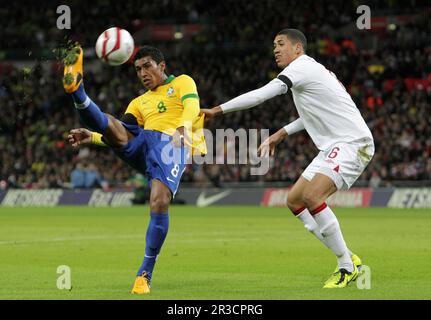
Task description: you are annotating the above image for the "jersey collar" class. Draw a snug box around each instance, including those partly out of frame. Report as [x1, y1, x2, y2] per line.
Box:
[164, 74, 175, 85]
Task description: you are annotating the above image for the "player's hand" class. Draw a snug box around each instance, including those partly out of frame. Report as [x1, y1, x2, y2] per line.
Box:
[68, 128, 92, 148]
[257, 128, 288, 157]
[200, 106, 223, 122]
[172, 126, 190, 148]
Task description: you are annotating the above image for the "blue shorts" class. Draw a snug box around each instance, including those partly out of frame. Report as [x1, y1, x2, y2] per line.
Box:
[111, 123, 188, 196]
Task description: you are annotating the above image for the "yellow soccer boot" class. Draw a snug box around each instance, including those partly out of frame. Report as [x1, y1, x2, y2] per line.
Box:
[131, 272, 151, 294]
[323, 264, 358, 289]
[63, 45, 84, 93]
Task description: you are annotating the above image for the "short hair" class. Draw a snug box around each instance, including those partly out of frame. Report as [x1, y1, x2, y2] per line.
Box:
[277, 28, 307, 52]
[133, 46, 164, 64]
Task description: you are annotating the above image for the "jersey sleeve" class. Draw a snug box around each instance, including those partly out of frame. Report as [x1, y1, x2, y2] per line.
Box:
[177, 75, 200, 135]
[124, 98, 144, 126]
[176, 75, 206, 155]
[91, 132, 107, 147]
[220, 78, 287, 113]
[177, 75, 199, 102]
[277, 59, 308, 89]
[282, 118, 304, 135]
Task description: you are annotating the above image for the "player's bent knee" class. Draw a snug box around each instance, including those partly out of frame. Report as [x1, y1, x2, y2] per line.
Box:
[286, 194, 304, 210]
[301, 190, 323, 210]
[286, 198, 298, 210]
[150, 193, 171, 213]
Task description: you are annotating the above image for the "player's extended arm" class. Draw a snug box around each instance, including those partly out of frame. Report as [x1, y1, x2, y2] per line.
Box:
[258, 118, 304, 157]
[221, 78, 288, 112]
[282, 117, 304, 135]
[68, 128, 95, 148]
[201, 77, 289, 119]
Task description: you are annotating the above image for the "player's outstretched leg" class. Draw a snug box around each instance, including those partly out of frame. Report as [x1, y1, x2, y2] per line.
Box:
[62, 45, 108, 134]
[301, 174, 359, 288]
[309, 203, 359, 288]
[288, 177, 361, 272]
[293, 208, 362, 270]
[132, 180, 171, 294]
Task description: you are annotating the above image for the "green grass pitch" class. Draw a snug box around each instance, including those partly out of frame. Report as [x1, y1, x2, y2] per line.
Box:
[0, 206, 430, 300]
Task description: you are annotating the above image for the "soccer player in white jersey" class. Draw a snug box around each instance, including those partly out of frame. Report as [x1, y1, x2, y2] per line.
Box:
[202, 29, 374, 288]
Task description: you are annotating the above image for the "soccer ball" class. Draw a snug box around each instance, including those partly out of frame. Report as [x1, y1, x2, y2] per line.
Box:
[95, 27, 135, 66]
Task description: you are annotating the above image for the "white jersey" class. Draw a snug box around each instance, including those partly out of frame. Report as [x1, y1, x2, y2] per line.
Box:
[220, 54, 375, 188]
[277, 54, 373, 150]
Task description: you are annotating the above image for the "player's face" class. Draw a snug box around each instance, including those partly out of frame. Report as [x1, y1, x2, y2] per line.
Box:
[134, 56, 166, 90]
[273, 35, 302, 68]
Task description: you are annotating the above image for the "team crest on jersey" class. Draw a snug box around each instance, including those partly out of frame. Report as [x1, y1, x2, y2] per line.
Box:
[167, 87, 174, 96]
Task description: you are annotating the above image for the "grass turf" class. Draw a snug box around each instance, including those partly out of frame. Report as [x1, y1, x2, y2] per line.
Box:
[0, 206, 430, 300]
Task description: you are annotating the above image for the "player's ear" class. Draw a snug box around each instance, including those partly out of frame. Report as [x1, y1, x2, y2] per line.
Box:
[158, 61, 166, 72]
[295, 43, 301, 54]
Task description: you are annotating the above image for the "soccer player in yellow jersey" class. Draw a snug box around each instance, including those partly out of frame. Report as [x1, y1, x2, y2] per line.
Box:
[64, 45, 205, 294]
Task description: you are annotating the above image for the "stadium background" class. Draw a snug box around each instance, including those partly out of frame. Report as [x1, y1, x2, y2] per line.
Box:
[1, 0, 430, 194]
[1, 0, 431, 301]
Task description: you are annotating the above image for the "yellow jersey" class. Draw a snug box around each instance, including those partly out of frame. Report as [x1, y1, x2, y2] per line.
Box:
[125, 74, 206, 155]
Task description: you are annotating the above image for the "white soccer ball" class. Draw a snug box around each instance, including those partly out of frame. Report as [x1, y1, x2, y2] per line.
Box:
[95, 27, 135, 66]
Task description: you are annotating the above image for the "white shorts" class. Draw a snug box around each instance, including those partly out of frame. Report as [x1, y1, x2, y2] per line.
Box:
[302, 138, 375, 190]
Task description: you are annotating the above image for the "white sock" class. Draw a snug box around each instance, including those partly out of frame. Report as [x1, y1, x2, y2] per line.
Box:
[296, 208, 330, 248]
[295, 208, 354, 257]
[312, 204, 354, 272]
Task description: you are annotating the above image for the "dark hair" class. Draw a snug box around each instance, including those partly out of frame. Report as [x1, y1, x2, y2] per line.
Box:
[277, 28, 307, 52]
[133, 45, 165, 64]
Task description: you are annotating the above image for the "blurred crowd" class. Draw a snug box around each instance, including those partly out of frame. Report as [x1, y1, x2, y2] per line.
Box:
[0, 0, 430, 189]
